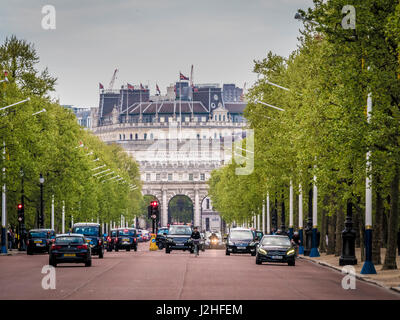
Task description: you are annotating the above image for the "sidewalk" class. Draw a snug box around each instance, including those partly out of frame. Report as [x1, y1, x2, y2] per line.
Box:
[299, 248, 400, 293]
[0, 249, 26, 256]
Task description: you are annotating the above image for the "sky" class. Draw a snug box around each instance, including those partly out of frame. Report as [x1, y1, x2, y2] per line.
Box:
[0, 0, 314, 108]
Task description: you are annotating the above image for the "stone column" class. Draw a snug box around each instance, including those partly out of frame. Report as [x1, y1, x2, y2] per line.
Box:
[194, 188, 200, 227]
[162, 188, 168, 227]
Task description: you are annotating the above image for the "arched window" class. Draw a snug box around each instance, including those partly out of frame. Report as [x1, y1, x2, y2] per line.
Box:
[219, 115, 221, 121]
[135, 133, 138, 140]
[150, 133, 154, 140]
[130, 133, 133, 140]
[144, 133, 147, 140]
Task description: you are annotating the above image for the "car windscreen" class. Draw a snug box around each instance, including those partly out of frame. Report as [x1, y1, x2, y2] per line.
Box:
[169, 226, 192, 235]
[118, 229, 135, 236]
[29, 232, 48, 238]
[55, 236, 84, 245]
[262, 237, 291, 247]
[111, 231, 117, 236]
[230, 230, 254, 240]
[72, 226, 99, 237]
[157, 229, 168, 235]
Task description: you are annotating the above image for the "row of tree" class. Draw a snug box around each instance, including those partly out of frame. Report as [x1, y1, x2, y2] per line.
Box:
[208, 0, 400, 269]
[0, 35, 143, 233]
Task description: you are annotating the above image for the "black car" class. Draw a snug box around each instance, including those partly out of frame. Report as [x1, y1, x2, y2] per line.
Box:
[165, 225, 193, 254]
[49, 234, 92, 267]
[156, 227, 169, 249]
[255, 235, 296, 266]
[106, 229, 117, 252]
[225, 228, 257, 256]
[72, 223, 104, 258]
[27, 229, 55, 255]
[114, 228, 137, 252]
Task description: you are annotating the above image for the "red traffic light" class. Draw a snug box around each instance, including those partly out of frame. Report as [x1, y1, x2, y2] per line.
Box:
[150, 201, 158, 207]
[17, 204, 23, 210]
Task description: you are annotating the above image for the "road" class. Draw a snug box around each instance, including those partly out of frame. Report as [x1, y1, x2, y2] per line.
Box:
[0, 243, 398, 300]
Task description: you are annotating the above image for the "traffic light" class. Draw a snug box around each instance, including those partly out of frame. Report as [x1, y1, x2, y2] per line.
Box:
[17, 203, 24, 223]
[148, 201, 159, 220]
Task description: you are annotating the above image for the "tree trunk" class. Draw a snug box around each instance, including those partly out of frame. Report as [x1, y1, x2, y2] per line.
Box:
[354, 208, 360, 248]
[383, 166, 399, 270]
[335, 205, 344, 256]
[383, 196, 389, 248]
[372, 189, 383, 265]
[327, 211, 336, 254]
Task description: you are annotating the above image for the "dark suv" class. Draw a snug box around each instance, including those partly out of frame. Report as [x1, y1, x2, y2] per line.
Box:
[114, 228, 137, 252]
[27, 229, 55, 254]
[225, 228, 257, 256]
[165, 225, 193, 254]
[72, 223, 104, 258]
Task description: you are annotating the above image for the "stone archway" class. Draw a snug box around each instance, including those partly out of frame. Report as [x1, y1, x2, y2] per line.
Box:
[168, 195, 194, 225]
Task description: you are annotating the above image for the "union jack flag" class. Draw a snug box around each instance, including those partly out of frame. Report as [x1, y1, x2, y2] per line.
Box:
[179, 72, 189, 81]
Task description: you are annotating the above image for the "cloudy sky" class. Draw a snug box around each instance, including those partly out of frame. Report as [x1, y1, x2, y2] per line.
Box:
[0, 0, 314, 107]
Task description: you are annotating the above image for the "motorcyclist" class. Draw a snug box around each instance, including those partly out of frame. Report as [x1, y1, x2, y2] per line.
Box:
[291, 231, 300, 256]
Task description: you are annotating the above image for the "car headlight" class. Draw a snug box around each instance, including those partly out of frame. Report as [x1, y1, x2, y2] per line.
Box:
[287, 249, 295, 256]
[258, 248, 267, 255]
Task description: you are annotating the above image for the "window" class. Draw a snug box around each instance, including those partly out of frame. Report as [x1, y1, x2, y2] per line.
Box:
[156, 173, 160, 181]
[206, 199, 210, 209]
[119, 134, 122, 140]
[130, 133, 133, 140]
[189, 174, 193, 181]
[144, 133, 147, 140]
[123, 134, 125, 140]
[146, 173, 151, 181]
[168, 173, 173, 181]
[223, 115, 226, 121]
[135, 133, 138, 140]
[150, 133, 154, 140]
[197, 134, 200, 139]
[219, 115, 221, 121]
[200, 173, 205, 181]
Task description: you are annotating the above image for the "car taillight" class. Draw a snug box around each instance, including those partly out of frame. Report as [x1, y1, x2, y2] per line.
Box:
[51, 244, 62, 250]
[98, 239, 102, 244]
[77, 244, 88, 250]
[107, 236, 111, 242]
[134, 238, 136, 242]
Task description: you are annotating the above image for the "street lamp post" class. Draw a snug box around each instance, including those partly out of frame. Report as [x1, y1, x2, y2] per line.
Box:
[304, 184, 313, 256]
[280, 191, 286, 233]
[39, 173, 44, 228]
[310, 176, 320, 257]
[19, 168, 26, 251]
[339, 197, 358, 265]
[298, 184, 304, 254]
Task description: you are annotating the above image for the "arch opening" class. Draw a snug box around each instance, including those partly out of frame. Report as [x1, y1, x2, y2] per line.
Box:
[168, 195, 193, 226]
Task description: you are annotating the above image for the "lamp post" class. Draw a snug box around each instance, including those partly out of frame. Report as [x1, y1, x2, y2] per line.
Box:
[298, 184, 304, 254]
[310, 176, 320, 257]
[19, 168, 26, 251]
[304, 184, 313, 256]
[39, 173, 44, 228]
[280, 190, 286, 233]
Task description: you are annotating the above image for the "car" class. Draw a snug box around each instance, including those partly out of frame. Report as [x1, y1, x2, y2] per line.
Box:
[72, 223, 104, 258]
[106, 229, 117, 252]
[164, 225, 193, 254]
[225, 227, 258, 256]
[255, 235, 296, 266]
[114, 228, 137, 251]
[156, 227, 169, 249]
[142, 230, 150, 241]
[136, 229, 143, 242]
[49, 233, 92, 267]
[253, 230, 264, 241]
[26, 229, 56, 255]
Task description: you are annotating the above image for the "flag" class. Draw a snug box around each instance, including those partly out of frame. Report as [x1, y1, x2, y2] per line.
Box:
[156, 84, 161, 94]
[140, 83, 145, 90]
[179, 72, 189, 81]
[99, 83, 104, 90]
[127, 83, 134, 90]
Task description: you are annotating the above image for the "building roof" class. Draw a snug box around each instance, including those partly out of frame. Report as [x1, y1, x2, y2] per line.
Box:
[224, 102, 247, 114]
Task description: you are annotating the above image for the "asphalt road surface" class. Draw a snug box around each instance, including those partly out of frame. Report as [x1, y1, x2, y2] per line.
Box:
[0, 243, 398, 300]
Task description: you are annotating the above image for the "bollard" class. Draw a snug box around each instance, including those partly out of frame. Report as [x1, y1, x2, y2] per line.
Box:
[149, 234, 158, 251]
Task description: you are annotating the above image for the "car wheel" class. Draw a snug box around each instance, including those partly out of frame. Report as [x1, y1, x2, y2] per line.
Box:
[225, 250, 230, 256]
[134, 246, 137, 252]
[165, 247, 171, 254]
[85, 259, 92, 267]
[115, 247, 119, 252]
[49, 258, 57, 267]
[27, 249, 33, 255]
[251, 252, 256, 256]
[158, 243, 164, 250]
[288, 260, 295, 266]
[99, 249, 104, 259]
[256, 255, 262, 265]
[107, 248, 112, 252]
[126, 247, 131, 252]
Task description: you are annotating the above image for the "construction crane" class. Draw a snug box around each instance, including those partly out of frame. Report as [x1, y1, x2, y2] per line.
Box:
[240, 82, 246, 101]
[190, 65, 194, 87]
[108, 68, 118, 90]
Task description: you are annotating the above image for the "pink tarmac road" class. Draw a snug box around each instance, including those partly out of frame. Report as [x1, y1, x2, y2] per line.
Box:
[0, 243, 398, 300]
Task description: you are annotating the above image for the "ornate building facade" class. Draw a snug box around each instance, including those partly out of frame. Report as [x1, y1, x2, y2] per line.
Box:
[91, 83, 247, 231]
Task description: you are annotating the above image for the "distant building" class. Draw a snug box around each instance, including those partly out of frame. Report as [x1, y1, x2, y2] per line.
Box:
[62, 105, 93, 129]
[223, 84, 243, 102]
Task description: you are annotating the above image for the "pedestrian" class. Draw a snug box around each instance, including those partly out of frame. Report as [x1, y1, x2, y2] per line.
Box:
[7, 228, 14, 250]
